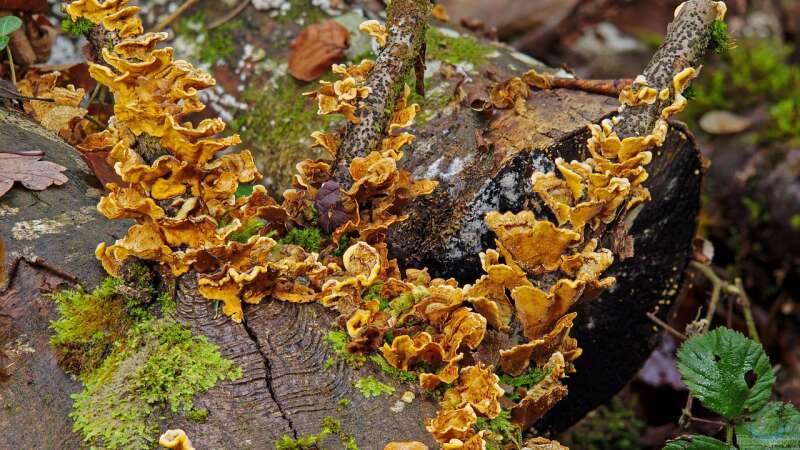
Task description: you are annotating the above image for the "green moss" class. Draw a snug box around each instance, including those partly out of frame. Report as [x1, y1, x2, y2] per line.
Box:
[50, 278, 132, 376]
[354, 375, 395, 398]
[61, 16, 95, 37]
[559, 397, 645, 450]
[475, 409, 522, 450]
[275, 416, 358, 450]
[709, 20, 732, 54]
[70, 318, 241, 449]
[426, 27, 494, 67]
[228, 217, 268, 243]
[368, 354, 417, 384]
[279, 227, 322, 252]
[499, 367, 549, 402]
[332, 235, 350, 257]
[173, 11, 243, 65]
[230, 76, 341, 190]
[389, 286, 429, 317]
[686, 38, 800, 143]
[158, 291, 176, 314]
[325, 330, 366, 367]
[186, 407, 209, 423]
[791, 214, 800, 230]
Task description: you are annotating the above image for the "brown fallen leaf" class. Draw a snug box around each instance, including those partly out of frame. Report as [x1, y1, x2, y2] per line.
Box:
[0, 151, 68, 198]
[16, 70, 87, 138]
[0, 0, 48, 13]
[288, 19, 350, 82]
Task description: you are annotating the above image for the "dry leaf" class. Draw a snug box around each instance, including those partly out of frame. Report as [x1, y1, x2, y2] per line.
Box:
[0, 151, 68, 198]
[699, 110, 753, 135]
[288, 20, 350, 82]
[0, 0, 48, 13]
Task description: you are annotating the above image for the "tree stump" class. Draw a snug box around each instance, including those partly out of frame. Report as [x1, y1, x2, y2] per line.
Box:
[0, 4, 703, 446]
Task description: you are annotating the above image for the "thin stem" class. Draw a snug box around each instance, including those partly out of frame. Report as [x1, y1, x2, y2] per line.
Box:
[725, 424, 733, 444]
[84, 114, 107, 129]
[6, 46, 16, 85]
[0, 86, 56, 102]
[154, 0, 200, 32]
[208, 0, 250, 30]
[647, 312, 687, 340]
[734, 277, 761, 343]
[690, 261, 725, 330]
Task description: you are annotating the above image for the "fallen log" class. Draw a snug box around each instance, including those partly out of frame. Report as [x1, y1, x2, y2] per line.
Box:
[0, 0, 710, 447]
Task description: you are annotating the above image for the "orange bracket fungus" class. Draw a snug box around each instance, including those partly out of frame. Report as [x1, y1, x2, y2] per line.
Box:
[65, 0, 725, 447]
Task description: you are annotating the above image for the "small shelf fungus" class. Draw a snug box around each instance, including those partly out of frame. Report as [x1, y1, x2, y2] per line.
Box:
[66, 1, 717, 448]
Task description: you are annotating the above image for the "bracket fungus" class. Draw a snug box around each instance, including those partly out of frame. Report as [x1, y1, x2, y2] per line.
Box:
[65, 0, 719, 447]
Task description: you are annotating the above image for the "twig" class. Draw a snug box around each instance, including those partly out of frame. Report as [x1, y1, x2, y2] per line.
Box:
[332, 0, 431, 188]
[84, 114, 107, 129]
[733, 277, 761, 343]
[545, 78, 633, 97]
[615, 0, 722, 140]
[6, 47, 16, 85]
[690, 261, 723, 329]
[1, 254, 79, 293]
[154, 0, 201, 32]
[647, 312, 687, 340]
[207, 0, 250, 30]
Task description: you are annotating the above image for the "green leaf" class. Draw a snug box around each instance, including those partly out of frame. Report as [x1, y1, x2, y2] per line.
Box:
[0, 35, 8, 51]
[677, 327, 775, 419]
[736, 401, 800, 449]
[0, 16, 22, 36]
[663, 435, 734, 450]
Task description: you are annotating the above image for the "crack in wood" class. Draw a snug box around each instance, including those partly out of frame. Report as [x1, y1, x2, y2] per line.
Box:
[241, 313, 298, 439]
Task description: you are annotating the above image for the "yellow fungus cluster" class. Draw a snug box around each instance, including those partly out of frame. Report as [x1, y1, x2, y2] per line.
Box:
[68, 2, 702, 448]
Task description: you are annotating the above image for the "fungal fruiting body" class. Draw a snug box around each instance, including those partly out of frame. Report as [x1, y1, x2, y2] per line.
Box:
[67, 0, 706, 448]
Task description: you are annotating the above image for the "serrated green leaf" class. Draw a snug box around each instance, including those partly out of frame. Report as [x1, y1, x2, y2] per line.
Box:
[663, 435, 734, 450]
[736, 401, 800, 449]
[0, 16, 22, 36]
[0, 35, 8, 51]
[677, 327, 775, 419]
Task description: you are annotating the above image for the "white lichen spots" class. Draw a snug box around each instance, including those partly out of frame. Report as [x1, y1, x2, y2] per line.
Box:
[312, 0, 343, 16]
[448, 180, 499, 259]
[418, 156, 443, 180]
[498, 171, 522, 204]
[509, 50, 545, 68]
[401, 391, 415, 403]
[586, 317, 596, 330]
[454, 63, 475, 80]
[435, 27, 460, 39]
[257, 59, 289, 87]
[11, 206, 96, 241]
[252, 0, 291, 12]
[441, 156, 467, 180]
[424, 60, 442, 79]
[485, 50, 501, 59]
[390, 399, 406, 413]
[0, 204, 20, 217]
[85, 187, 105, 198]
[200, 85, 248, 123]
[573, 22, 645, 57]
[1, 335, 36, 375]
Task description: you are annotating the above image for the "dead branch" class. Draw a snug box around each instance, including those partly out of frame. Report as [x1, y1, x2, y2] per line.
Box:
[332, 0, 431, 188]
[615, 0, 723, 139]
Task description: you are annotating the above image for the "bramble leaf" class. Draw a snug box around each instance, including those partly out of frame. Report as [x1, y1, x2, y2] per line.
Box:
[677, 327, 774, 419]
[663, 435, 733, 450]
[0, 16, 23, 37]
[735, 401, 800, 449]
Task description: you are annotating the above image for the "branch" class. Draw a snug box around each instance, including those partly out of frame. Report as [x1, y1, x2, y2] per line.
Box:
[332, 0, 431, 188]
[615, 0, 724, 139]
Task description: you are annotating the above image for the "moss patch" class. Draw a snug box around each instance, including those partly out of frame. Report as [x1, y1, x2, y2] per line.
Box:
[353, 375, 395, 398]
[559, 397, 645, 450]
[173, 11, 243, 65]
[70, 318, 241, 450]
[474, 409, 522, 450]
[425, 27, 494, 67]
[685, 38, 800, 143]
[60, 16, 95, 37]
[230, 76, 341, 190]
[49, 277, 132, 376]
[279, 227, 323, 252]
[274, 0, 330, 26]
[369, 354, 416, 384]
[325, 330, 366, 367]
[276, 416, 359, 450]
